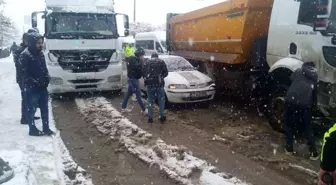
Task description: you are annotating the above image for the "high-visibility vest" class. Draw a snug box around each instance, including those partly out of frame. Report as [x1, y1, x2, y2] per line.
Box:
[321, 123, 336, 161]
[125, 45, 135, 57]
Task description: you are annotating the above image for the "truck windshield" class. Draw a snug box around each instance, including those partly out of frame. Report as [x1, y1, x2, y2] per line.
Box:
[330, 0, 336, 33]
[45, 12, 117, 39]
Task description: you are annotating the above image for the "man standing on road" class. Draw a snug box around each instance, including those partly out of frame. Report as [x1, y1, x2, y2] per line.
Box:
[121, 47, 147, 114]
[142, 53, 168, 123]
[283, 61, 319, 160]
[319, 123, 336, 185]
[10, 42, 18, 55]
[14, 33, 29, 125]
[19, 32, 54, 136]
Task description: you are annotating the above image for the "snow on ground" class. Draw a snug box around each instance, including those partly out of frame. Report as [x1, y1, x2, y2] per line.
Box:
[76, 97, 250, 185]
[0, 57, 92, 185]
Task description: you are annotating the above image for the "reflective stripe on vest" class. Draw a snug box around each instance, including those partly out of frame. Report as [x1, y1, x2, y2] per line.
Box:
[321, 123, 336, 161]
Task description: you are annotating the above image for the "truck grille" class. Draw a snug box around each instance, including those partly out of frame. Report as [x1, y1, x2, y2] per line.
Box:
[51, 50, 113, 73]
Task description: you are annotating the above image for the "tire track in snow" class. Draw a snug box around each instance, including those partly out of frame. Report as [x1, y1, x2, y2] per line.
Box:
[75, 97, 250, 185]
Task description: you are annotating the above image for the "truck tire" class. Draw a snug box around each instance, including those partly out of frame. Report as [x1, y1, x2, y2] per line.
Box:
[267, 83, 288, 132]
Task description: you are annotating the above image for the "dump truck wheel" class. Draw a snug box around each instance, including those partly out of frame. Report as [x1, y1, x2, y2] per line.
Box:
[267, 83, 288, 132]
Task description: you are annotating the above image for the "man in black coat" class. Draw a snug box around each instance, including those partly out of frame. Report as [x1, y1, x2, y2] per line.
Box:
[19, 32, 54, 136]
[10, 42, 18, 55]
[14, 33, 29, 125]
[121, 48, 147, 114]
[142, 53, 168, 123]
[284, 61, 319, 160]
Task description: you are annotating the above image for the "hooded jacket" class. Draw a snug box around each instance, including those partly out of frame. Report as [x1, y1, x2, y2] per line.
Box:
[126, 55, 143, 79]
[14, 43, 27, 85]
[19, 32, 50, 89]
[142, 57, 168, 88]
[285, 62, 318, 108]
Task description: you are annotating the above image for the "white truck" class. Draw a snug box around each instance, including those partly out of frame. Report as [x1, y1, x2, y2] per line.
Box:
[31, 0, 129, 95]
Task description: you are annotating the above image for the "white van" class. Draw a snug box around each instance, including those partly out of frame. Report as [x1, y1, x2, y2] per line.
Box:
[135, 31, 167, 54]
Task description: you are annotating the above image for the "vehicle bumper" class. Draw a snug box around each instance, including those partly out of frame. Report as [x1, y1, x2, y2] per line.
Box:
[47, 64, 123, 94]
[166, 87, 216, 103]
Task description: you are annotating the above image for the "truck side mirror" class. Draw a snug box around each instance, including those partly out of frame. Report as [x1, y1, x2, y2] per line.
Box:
[31, 11, 46, 29]
[123, 14, 129, 36]
[116, 13, 130, 37]
[32, 12, 38, 28]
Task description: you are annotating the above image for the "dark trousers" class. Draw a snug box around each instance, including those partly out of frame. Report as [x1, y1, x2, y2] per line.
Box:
[284, 102, 316, 151]
[19, 85, 27, 123]
[24, 88, 49, 132]
[121, 78, 146, 111]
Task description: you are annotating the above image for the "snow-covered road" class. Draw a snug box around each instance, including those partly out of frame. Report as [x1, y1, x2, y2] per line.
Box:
[0, 57, 92, 185]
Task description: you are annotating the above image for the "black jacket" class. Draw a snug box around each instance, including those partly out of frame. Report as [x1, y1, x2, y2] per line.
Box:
[142, 58, 168, 88]
[14, 43, 27, 84]
[321, 124, 336, 171]
[19, 33, 50, 89]
[285, 63, 318, 108]
[126, 55, 143, 79]
[10, 44, 18, 54]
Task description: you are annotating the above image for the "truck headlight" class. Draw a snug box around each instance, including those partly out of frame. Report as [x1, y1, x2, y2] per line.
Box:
[47, 52, 59, 66]
[109, 51, 121, 64]
[168, 84, 187, 89]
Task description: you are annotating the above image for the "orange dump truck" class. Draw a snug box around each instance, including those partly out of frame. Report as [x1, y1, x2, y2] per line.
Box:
[167, 0, 273, 95]
[166, 0, 336, 131]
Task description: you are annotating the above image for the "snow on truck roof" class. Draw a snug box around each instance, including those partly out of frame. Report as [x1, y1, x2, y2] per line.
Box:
[46, 0, 114, 13]
[135, 31, 166, 40]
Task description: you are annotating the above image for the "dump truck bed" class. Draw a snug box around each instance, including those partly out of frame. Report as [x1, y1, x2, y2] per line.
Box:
[167, 0, 273, 64]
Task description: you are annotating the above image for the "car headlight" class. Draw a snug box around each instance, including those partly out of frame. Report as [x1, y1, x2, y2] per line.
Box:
[207, 80, 215, 86]
[168, 84, 187, 89]
[47, 52, 59, 66]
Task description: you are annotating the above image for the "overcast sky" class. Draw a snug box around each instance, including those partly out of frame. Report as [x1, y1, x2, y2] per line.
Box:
[4, 0, 223, 33]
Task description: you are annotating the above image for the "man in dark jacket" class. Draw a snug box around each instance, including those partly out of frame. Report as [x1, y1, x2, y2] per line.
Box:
[10, 42, 18, 54]
[284, 61, 319, 160]
[19, 32, 54, 136]
[142, 53, 168, 123]
[121, 48, 147, 114]
[319, 123, 336, 185]
[14, 33, 29, 125]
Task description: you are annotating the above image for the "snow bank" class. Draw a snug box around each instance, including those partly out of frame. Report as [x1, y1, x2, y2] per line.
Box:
[76, 97, 250, 185]
[0, 57, 92, 185]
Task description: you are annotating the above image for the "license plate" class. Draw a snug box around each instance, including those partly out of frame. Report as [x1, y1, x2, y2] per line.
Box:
[76, 76, 89, 80]
[190, 91, 207, 98]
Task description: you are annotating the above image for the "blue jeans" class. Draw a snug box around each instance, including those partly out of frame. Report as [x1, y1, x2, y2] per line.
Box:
[147, 87, 165, 119]
[121, 78, 146, 111]
[284, 102, 316, 152]
[25, 88, 49, 132]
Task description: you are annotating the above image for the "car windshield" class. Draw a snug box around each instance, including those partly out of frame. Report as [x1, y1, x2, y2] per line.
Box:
[46, 12, 116, 36]
[163, 57, 195, 72]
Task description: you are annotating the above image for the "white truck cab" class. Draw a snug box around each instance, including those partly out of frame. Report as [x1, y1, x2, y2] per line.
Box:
[135, 31, 167, 55]
[31, 1, 129, 94]
[266, 0, 336, 128]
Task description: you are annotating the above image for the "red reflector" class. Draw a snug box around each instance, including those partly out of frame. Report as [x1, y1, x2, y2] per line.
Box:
[317, 5, 328, 8]
[316, 21, 328, 25]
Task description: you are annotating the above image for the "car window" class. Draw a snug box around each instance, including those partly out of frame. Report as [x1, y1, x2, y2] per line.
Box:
[163, 57, 195, 72]
[136, 40, 154, 50]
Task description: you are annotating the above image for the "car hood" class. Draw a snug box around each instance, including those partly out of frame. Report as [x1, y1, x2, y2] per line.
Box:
[165, 70, 212, 87]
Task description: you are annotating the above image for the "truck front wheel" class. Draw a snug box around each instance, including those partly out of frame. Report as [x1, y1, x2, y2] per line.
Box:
[267, 84, 288, 132]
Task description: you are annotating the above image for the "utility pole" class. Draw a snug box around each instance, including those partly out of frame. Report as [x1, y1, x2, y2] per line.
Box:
[133, 0, 136, 23]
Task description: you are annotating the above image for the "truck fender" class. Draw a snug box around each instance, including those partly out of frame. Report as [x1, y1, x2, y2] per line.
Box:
[269, 57, 303, 73]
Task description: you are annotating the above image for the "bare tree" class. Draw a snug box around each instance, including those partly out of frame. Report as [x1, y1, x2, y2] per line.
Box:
[0, 0, 17, 47]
